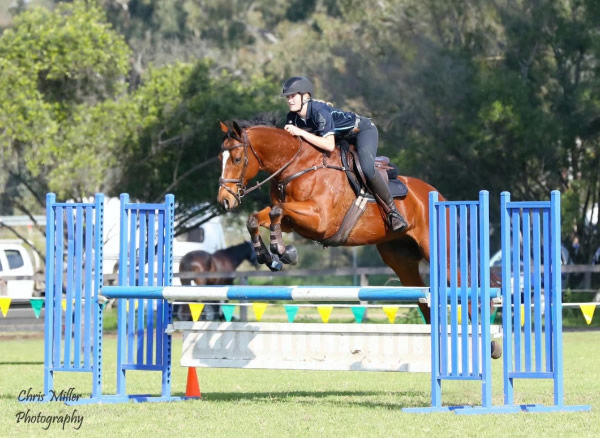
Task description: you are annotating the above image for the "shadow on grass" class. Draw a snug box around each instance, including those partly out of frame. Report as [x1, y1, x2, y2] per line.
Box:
[0, 361, 43, 365]
[172, 389, 430, 409]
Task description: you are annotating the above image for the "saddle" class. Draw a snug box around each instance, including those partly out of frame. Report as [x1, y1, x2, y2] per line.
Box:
[321, 141, 408, 247]
[338, 141, 408, 199]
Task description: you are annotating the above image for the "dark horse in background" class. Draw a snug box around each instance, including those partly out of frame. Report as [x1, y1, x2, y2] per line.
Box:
[177, 241, 257, 320]
[216, 121, 501, 358]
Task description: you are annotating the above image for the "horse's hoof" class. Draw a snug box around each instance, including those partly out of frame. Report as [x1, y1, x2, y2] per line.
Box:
[491, 340, 502, 359]
[279, 245, 298, 265]
[268, 254, 283, 272]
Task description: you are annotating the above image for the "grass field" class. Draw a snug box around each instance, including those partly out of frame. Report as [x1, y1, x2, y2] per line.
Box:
[1, 330, 598, 438]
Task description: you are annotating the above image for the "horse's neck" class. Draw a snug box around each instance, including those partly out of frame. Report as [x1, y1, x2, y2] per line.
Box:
[249, 127, 317, 173]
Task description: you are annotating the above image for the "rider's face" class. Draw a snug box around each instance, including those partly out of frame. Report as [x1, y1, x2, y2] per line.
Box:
[286, 93, 303, 112]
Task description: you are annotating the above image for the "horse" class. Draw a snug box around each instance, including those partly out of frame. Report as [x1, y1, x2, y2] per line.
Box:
[177, 241, 258, 320]
[216, 120, 441, 317]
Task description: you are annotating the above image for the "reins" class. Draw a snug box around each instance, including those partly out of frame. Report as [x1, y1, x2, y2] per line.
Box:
[219, 127, 347, 204]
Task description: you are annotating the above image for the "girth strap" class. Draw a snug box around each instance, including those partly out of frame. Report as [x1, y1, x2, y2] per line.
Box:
[321, 190, 370, 247]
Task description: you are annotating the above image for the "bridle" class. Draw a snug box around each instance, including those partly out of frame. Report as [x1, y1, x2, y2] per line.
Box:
[218, 127, 304, 205]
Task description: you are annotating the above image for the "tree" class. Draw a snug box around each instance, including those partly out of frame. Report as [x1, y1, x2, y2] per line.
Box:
[0, 0, 131, 207]
[116, 61, 286, 233]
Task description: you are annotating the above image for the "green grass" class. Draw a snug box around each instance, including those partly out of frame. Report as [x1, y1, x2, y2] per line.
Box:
[1, 331, 598, 438]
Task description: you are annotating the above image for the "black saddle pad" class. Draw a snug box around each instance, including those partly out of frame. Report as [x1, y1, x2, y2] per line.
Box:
[389, 178, 408, 198]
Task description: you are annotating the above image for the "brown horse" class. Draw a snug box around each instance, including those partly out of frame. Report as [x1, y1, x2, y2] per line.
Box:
[177, 241, 257, 320]
[217, 120, 442, 321]
[179, 241, 257, 286]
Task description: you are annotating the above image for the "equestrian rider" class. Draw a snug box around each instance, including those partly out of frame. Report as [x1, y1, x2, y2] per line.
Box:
[281, 76, 408, 232]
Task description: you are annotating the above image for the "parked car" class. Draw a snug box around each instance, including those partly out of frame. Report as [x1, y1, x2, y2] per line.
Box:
[0, 240, 37, 299]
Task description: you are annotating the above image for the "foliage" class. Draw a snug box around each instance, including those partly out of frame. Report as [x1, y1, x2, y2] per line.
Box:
[0, 0, 131, 208]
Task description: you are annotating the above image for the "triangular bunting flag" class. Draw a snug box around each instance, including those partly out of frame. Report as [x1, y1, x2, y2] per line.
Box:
[417, 307, 427, 324]
[284, 305, 299, 322]
[252, 303, 268, 322]
[351, 306, 366, 323]
[222, 304, 236, 322]
[61, 299, 66, 312]
[317, 306, 333, 323]
[490, 308, 498, 324]
[189, 303, 205, 322]
[30, 298, 44, 318]
[457, 306, 462, 324]
[579, 304, 596, 325]
[382, 306, 398, 323]
[0, 297, 11, 317]
[520, 304, 525, 327]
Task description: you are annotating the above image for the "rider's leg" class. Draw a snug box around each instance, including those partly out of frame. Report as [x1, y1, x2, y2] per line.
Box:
[355, 119, 408, 232]
[368, 171, 408, 232]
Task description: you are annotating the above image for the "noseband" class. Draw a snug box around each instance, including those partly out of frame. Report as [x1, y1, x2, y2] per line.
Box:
[219, 128, 304, 205]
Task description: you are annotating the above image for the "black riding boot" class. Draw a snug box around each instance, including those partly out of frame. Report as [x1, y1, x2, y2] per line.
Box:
[369, 172, 408, 232]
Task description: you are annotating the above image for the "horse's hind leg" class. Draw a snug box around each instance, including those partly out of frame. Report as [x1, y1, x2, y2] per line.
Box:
[375, 240, 431, 323]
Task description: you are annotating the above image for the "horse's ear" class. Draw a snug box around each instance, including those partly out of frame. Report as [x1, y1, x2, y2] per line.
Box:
[219, 121, 229, 134]
[232, 120, 243, 138]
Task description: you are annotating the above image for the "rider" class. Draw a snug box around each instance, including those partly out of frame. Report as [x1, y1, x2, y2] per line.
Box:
[281, 76, 408, 232]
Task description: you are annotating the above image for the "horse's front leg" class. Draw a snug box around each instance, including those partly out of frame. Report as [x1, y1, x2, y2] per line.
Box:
[269, 205, 297, 265]
[246, 207, 283, 271]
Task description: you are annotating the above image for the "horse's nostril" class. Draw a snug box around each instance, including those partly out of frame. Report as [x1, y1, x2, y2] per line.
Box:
[223, 199, 230, 210]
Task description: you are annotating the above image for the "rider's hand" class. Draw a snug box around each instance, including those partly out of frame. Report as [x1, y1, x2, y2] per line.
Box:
[284, 124, 303, 137]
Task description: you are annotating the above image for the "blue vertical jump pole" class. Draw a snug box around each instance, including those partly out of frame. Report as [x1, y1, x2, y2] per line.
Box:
[43, 193, 104, 402]
[405, 190, 512, 413]
[109, 193, 186, 403]
[500, 190, 590, 412]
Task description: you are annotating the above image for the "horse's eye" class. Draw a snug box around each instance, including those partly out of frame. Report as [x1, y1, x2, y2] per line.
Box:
[233, 156, 242, 164]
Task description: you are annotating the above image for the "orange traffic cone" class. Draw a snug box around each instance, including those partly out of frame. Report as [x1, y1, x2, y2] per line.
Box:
[185, 367, 201, 398]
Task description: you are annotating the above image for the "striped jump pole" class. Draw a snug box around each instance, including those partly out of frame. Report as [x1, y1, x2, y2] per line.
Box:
[101, 285, 498, 303]
[101, 285, 430, 302]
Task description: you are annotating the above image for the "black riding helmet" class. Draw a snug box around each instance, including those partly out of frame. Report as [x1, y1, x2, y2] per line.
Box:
[281, 76, 313, 96]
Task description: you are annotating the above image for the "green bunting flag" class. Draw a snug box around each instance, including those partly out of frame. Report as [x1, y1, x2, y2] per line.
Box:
[417, 307, 427, 324]
[222, 304, 236, 322]
[351, 306, 366, 323]
[284, 305, 299, 323]
[30, 298, 44, 319]
[490, 308, 498, 324]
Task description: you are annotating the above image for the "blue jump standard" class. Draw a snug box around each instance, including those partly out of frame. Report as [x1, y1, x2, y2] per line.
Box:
[100, 285, 500, 302]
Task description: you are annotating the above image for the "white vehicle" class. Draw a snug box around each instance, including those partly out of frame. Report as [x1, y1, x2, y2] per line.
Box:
[102, 198, 226, 285]
[0, 240, 37, 299]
